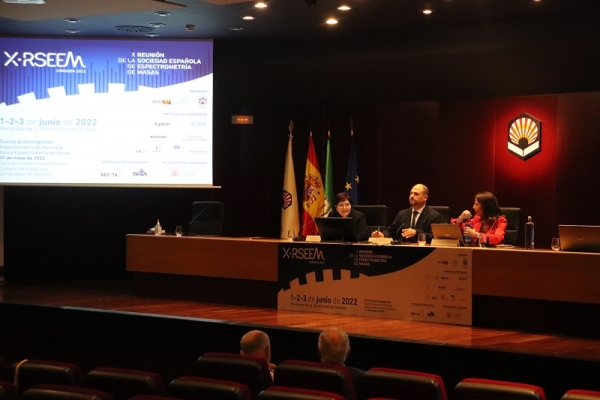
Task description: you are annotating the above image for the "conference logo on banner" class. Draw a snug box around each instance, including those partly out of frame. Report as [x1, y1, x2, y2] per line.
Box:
[277, 244, 473, 326]
[507, 113, 541, 160]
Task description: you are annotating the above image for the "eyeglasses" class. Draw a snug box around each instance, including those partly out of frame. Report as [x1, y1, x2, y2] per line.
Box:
[336, 203, 351, 208]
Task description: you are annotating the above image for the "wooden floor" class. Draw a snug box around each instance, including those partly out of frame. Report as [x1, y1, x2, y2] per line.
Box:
[2, 278, 600, 362]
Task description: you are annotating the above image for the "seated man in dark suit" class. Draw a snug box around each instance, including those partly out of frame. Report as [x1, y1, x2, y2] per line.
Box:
[240, 330, 276, 380]
[318, 327, 365, 399]
[371, 183, 442, 244]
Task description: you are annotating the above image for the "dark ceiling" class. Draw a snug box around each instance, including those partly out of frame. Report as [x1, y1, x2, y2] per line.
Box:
[1, 0, 600, 41]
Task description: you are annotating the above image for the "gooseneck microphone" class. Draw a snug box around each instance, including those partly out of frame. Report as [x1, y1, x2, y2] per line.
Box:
[186, 206, 207, 235]
[392, 223, 406, 244]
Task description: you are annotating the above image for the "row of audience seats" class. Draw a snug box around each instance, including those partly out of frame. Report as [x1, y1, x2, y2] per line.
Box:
[353, 205, 523, 246]
[1, 355, 598, 400]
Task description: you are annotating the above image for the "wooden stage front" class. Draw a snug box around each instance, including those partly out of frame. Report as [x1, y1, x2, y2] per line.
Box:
[1, 278, 600, 400]
[2, 237, 600, 399]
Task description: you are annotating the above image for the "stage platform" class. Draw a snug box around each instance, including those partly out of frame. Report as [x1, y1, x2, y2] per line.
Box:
[1, 278, 600, 400]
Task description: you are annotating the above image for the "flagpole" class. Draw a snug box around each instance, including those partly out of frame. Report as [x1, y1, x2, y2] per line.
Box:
[345, 117, 360, 204]
[301, 126, 325, 237]
[281, 119, 300, 239]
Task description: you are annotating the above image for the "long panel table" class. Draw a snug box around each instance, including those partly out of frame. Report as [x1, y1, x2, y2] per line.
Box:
[126, 235, 600, 336]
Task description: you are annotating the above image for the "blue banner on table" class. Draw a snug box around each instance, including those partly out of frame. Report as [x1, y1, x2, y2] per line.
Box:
[278, 243, 472, 325]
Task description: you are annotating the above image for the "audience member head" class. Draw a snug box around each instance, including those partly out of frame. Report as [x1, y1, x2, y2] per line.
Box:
[474, 191, 501, 221]
[409, 184, 429, 209]
[240, 330, 272, 364]
[334, 192, 352, 217]
[318, 327, 350, 365]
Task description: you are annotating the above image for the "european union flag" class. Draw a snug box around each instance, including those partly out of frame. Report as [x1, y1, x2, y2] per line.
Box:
[345, 132, 359, 204]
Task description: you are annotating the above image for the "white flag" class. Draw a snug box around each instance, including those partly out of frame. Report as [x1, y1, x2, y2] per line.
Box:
[281, 132, 300, 239]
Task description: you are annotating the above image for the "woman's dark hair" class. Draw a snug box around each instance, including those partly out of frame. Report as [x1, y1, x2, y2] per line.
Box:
[334, 192, 352, 206]
[475, 191, 501, 220]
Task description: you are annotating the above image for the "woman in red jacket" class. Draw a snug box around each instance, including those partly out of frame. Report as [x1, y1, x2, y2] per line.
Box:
[453, 191, 507, 245]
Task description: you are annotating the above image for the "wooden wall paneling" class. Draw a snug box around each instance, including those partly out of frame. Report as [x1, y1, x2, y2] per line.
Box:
[438, 98, 497, 216]
[494, 96, 558, 248]
[555, 92, 600, 228]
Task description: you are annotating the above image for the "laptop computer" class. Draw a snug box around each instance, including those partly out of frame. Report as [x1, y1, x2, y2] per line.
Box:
[314, 217, 357, 242]
[430, 223, 465, 247]
[558, 225, 600, 253]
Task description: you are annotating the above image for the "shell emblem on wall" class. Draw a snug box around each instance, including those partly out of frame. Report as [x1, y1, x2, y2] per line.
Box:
[507, 113, 541, 160]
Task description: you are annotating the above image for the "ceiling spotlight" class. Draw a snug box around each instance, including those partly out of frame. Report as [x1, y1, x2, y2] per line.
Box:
[242, 15, 255, 20]
[2, 0, 45, 3]
[338, 5, 350, 11]
[145, 33, 159, 37]
[65, 29, 80, 34]
[65, 18, 81, 23]
[326, 18, 338, 25]
[420, 8, 434, 15]
[255, 2, 267, 8]
[229, 26, 244, 31]
[149, 22, 165, 28]
[154, 11, 171, 17]
[305, 0, 317, 6]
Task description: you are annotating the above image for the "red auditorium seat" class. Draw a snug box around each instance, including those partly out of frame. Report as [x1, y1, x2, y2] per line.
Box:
[363, 367, 448, 400]
[0, 380, 18, 400]
[195, 352, 273, 398]
[454, 378, 546, 400]
[20, 384, 113, 400]
[561, 389, 600, 400]
[84, 367, 165, 400]
[168, 376, 252, 400]
[273, 360, 357, 400]
[257, 385, 346, 399]
[11, 359, 84, 394]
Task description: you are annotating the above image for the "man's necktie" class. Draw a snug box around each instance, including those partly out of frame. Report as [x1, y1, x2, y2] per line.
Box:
[411, 210, 419, 229]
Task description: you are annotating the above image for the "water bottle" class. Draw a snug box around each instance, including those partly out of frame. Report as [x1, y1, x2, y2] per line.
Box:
[464, 219, 473, 245]
[525, 216, 534, 249]
[154, 219, 162, 236]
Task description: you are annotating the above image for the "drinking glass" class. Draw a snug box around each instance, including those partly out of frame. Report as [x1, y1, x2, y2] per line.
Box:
[287, 230, 296, 240]
[479, 234, 487, 248]
[418, 233, 426, 246]
[551, 237, 560, 251]
[175, 226, 183, 237]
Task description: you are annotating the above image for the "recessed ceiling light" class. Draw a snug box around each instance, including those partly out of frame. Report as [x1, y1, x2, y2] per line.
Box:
[242, 15, 255, 20]
[326, 18, 338, 25]
[2, 0, 45, 3]
[154, 11, 171, 17]
[255, 2, 267, 8]
[65, 18, 81, 23]
[229, 26, 244, 31]
[338, 5, 351, 11]
[65, 29, 80, 34]
[145, 33, 160, 37]
[420, 8, 434, 15]
[149, 22, 165, 28]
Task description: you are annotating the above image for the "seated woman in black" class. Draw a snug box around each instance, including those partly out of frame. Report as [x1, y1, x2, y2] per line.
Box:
[326, 192, 371, 242]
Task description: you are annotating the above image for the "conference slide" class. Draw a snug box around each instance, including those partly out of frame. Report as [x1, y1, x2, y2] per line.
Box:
[0, 37, 213, 187]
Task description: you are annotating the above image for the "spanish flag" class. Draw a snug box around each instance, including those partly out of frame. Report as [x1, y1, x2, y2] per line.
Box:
[301, 131, 325, 237]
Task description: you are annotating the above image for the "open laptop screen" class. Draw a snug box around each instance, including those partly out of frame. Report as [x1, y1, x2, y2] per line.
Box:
[558, 225, 600, 253]
[431, 223, 465, 246]
[315, 217, 357, 242]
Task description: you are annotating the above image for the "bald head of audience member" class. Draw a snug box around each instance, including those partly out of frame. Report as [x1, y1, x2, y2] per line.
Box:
[240, 330, 272, 364]
[318, 327, 351, 365]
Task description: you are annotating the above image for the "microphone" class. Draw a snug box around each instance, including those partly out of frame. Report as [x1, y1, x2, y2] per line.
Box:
[292, 208, 334, 240]
[186, 206, 208, 235]
[392, 223, 405, 244]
